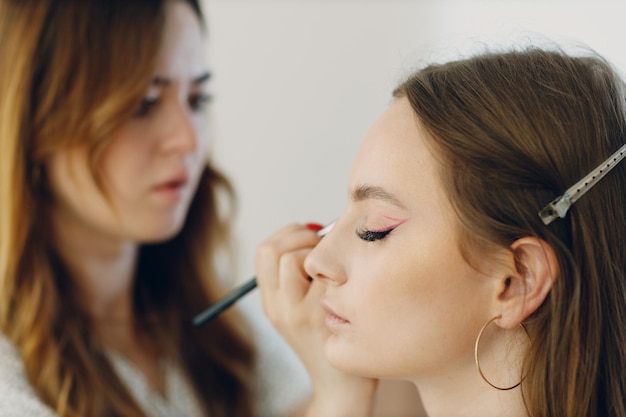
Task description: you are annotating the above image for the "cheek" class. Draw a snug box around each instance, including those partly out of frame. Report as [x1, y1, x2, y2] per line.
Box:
[379, 237, 486, 332]
[335, 239, 487, 375]
[193, 116, 212, 160]
[188, 119, 211, 182]
[99, 131, 152, 195]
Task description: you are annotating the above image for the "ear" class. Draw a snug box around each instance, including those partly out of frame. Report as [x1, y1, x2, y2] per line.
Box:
[495, 237, 559, 329]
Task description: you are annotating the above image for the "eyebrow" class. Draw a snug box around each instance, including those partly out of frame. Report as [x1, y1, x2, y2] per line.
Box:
[351, 184, 406, 209]
[192, 71, 211, 85]
[151, 71, 212, 87]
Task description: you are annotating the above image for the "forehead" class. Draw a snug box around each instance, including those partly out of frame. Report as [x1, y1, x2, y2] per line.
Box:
[349, 98, 443, 205]
[156, 1, 206, 76]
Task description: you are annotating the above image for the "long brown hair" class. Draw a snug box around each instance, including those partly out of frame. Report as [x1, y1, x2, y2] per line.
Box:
[395, 48, 626, 417]
[0, 0, 255, 416]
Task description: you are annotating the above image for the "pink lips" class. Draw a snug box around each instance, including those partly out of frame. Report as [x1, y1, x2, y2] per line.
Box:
[153, 171, 189, 202]
[322, 299, 350, 328]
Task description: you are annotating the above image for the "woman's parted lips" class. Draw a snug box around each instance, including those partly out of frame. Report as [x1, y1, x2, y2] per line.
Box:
[153, 170, 189, 190]
[322, 299, 350, 323]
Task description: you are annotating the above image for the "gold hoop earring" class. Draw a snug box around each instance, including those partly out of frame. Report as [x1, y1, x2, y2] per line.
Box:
[474, 314, 530, 391]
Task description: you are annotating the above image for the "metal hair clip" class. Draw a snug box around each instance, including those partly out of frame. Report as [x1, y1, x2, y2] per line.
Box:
[539, 143, 626, 225]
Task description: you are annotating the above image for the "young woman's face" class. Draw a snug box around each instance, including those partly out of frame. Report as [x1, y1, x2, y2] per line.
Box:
[304, 98, 499, 381]
[46, 1, 210, 243]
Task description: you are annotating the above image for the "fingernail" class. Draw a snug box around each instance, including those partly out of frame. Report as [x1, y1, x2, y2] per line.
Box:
[305, 223, 324, 232]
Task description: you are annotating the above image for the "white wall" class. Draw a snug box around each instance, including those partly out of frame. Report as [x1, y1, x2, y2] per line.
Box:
[204, 0, 433, 283]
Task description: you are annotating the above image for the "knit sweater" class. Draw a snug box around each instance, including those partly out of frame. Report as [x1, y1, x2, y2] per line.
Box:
[0, 298, 311, 416]
[0, 334, 203, 416]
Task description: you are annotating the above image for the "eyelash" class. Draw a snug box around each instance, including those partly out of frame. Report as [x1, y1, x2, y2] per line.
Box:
[134, 93, 213, 117]
[135, 97, 158, 117]
[189, 93, 213, 111]
[355, 226, 395, 242]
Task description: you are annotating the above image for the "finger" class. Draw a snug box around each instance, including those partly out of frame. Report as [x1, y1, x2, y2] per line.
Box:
[267, 247, 315, 326]
[273, 248, 315, 329]
[304, 279, 328, 328]
[256, 224, 321, 321]
[277, 248, 313, 301]
[275, 249, 329, 335]
[256, 224, 321, 291]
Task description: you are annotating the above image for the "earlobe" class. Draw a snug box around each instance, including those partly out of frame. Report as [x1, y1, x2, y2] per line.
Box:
[496, 237, 559, 328]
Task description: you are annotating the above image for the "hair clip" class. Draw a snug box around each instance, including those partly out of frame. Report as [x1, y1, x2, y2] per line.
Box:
[539, 143, 626, 225]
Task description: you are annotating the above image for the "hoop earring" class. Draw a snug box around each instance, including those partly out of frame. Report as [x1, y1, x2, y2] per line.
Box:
[474, 314, 530, 391]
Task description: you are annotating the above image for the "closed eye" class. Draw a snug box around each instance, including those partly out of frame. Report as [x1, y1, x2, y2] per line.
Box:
[356, 227, 394, 242]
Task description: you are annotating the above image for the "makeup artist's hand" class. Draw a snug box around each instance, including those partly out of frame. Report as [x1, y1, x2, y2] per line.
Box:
[256, 223, 378, 417]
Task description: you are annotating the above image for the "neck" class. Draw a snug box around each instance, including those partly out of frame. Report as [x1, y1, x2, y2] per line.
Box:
[50, 206, 139, 323]
[49, 204, 166, 391]
[410, 358, 527, 417]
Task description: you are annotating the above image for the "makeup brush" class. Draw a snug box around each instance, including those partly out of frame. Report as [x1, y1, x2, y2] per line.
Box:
[192, 221, 335, 327]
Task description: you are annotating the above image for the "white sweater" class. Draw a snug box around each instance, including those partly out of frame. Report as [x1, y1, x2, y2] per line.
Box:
[0, 334, 204, 417]
[0, 300, 310, 417]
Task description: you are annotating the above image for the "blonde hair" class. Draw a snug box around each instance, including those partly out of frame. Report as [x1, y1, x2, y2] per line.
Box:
[395, 48, 626, 417]
[0, 0, 255, 415]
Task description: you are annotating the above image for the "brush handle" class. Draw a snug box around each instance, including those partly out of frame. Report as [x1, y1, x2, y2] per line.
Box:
[192, 278, 258, 326]
[192, 221, 335, 327]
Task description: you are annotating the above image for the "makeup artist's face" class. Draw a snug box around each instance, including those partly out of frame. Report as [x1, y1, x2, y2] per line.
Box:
[46, 1, 210, 243]
[305, 98, 497, 381]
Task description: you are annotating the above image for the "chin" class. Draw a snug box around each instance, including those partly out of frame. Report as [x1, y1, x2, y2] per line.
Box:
[328, 355, 372, 377]
[326, 340, 366, 375]
[326, 339, 393, 378]
[135, 217, 187, 243]
[330, 355, 394, 379]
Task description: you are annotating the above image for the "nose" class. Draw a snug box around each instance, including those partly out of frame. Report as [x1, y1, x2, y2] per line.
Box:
[159, 99, 198, 154]
[304, 222, 347, 286]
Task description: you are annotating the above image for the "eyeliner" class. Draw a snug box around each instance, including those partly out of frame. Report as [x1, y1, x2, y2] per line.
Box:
[192, 221, 335, 327]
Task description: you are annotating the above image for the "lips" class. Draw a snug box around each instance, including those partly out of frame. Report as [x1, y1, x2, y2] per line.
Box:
[322, 299, 350, 326]
[154, 171, 189, 191]
[154, 179, 187, 191]
[151, 170, 190, 203]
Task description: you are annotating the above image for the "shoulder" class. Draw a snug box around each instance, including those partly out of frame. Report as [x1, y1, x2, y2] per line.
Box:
[0, 333, 57, 417]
